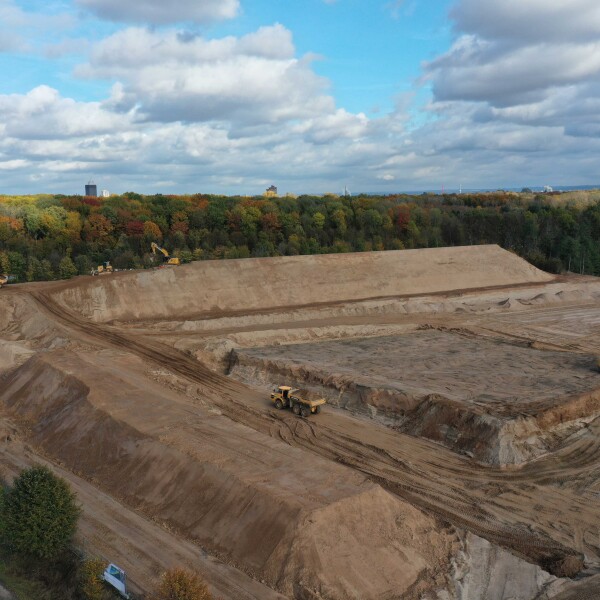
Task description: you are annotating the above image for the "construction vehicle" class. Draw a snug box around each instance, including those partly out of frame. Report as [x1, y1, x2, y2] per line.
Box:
[91, 261, 114, 276]
[0, 274, 8, 288]
[103, 563, 130, 598]
[151, 242, 181, 266]
[271, 386, 326, 417]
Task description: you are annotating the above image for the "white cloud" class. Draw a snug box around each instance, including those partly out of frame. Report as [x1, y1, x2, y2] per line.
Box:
[4, 0, 600, 195]
[424, 0, 600, 143]
[76, 0, 239, 25]
[293, 109, 370, 145]
[452, 0, 600, 43]
[78, 25, 333, 126]
[428, 38, 600, 106]
[0, 85, 131, 140]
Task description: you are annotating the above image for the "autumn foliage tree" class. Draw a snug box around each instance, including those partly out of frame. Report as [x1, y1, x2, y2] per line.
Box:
[78, 558, 107, 600]
[1, 191, 600, 281]
[152, 567, 213, 600]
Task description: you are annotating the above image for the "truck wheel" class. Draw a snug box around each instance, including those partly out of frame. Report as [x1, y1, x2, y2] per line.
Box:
[292, 403, 300, 415]
[275, 400, 283, 410]
[300, 407, 310, 418]
[314, 406, 321, 414]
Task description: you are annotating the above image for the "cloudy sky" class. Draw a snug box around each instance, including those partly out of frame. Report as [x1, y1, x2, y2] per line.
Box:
[1, 0, 599, 195]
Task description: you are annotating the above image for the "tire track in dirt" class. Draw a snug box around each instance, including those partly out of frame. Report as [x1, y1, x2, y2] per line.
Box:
[28, 290, 593, 577]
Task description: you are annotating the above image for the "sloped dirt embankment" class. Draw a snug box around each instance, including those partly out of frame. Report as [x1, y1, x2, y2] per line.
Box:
[0, 353, 459, 600]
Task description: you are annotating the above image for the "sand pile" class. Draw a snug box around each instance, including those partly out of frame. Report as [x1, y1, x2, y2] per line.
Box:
[46, 245, 554, 323]
[0, 350, 457, 599]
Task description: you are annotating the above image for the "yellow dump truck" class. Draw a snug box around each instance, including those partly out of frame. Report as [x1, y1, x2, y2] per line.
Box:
[271, 386, 326, 417]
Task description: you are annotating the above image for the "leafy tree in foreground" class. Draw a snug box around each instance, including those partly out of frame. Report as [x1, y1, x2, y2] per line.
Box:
[3, 466, 80, 561]
[152, 567, 213, 600]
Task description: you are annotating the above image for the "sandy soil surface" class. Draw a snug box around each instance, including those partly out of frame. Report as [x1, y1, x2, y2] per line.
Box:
[1, 245, 600, 599]
[236, 330, 600, 409]
[231, 330, 600, 464]
[46, 244, 553, 323]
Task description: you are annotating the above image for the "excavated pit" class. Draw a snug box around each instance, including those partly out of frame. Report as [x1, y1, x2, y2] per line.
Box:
[230, 330, 600, 465]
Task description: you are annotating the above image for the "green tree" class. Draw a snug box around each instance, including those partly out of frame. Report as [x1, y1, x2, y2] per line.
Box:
[313, 212, 326, 230]
[74, 255, 92, 275]
[3, 466, 80, 561]
[39, 259, 55, 281]
[26, 257, 43, 282]
[58, 256, 77, 279]
[7, 252, 26, 281]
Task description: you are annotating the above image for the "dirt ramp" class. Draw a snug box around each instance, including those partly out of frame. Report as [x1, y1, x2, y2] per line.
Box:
[47, 245, 553, 322]
[0, 352, 457, 599]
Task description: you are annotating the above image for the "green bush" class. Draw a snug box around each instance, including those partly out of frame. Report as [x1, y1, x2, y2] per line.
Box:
[3, 466, 80, 561]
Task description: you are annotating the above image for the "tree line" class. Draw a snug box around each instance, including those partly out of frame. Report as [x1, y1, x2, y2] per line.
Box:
[0, 190, 599, 281]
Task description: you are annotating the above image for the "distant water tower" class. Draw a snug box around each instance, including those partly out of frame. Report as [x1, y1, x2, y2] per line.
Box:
[85, 180, 98, 197]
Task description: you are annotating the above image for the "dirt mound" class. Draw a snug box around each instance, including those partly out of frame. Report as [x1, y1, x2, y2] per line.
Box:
[46, 245, 553, 323]
[267, 485, 456, 599]
[0, 351, 457, 599]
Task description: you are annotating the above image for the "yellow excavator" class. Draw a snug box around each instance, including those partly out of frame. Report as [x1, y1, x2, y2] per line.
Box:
[151, 242, 181, 266]
[0, 274, 8, 288]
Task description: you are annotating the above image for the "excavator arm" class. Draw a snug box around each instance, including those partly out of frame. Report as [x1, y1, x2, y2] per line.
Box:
[150, 242, 181, 266]
[150, 242, 170, 258]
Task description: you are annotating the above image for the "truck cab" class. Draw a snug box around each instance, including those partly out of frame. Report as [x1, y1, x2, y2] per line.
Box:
[103, 564, 130, 598]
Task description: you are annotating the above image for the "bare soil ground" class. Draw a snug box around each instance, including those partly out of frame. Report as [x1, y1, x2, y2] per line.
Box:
[1, 245, 600, 599]
[235, 330, 600, 409]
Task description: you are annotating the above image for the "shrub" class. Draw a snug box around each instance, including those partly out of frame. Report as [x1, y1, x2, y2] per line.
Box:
[79, 558, 107, 600]
[152, 567, 213, 600]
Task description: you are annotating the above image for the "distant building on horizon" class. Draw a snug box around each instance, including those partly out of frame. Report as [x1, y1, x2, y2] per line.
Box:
[264, 185, 278, 197]
[85, 180, 98, 197]
[101, 189, 110, 198]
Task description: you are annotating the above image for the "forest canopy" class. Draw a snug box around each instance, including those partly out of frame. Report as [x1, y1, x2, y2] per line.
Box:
[0, 190, 599, 282]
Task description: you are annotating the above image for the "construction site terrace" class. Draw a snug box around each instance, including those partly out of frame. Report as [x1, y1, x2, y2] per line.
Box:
[1, 244, 600, 599]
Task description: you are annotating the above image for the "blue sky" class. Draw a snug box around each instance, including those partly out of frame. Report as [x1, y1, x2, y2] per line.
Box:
[213, 0, 454, 115]
[1, 0, 600, 195]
